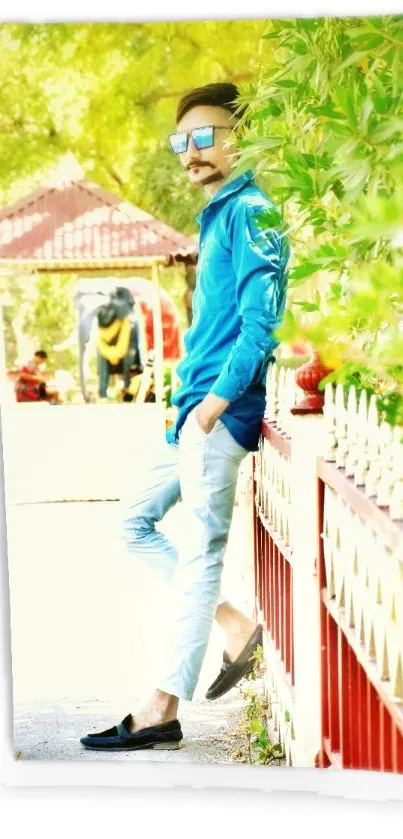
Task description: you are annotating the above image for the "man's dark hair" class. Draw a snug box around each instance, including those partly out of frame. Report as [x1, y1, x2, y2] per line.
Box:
[34, 350, 48, 360]
[176, 83, 246, 125]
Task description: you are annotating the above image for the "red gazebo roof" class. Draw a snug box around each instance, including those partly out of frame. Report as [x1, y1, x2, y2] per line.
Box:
[0, 155, 197, 270]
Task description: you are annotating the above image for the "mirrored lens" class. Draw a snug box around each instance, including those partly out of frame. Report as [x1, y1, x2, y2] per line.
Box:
[169, 132, 188, 154]
[193, 125, 214, 150]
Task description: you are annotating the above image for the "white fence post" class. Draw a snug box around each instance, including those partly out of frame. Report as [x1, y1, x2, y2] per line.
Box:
[288, 411, 327, 766]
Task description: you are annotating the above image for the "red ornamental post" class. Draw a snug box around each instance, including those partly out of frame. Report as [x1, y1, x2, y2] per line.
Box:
[291, 350, 334, 415]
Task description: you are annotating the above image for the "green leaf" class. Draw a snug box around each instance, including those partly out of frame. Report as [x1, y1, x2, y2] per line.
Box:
[317, 244, 337, 257]
[310, 102, 344, 120]
[250, 718, 264, 735]
[256, 206, 283, 229]
[278, 308, 298, 339]
[248, 107, 276, 121]
[369, 120, 403, 144]
[360, 98, 374, 131]
[238, 136, 283, 150]
[332, 51, 368, 74]
[369, 15, 392, 29]
[276, 80, 298, 88]
[283, 308, 296, 325]
[299, 19, 318, 32]
[289, 262, 321, 281]
[330, 282, 342, 299]
[361, 35, 384, 48]
[292, 301, 320, 313]
[372, 93, 390, 115]
[293, 41, 309, 55]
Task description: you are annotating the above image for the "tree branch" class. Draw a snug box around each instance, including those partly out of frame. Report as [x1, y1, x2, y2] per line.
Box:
[105, 164, 125, 188]
[95, 149, 127, 189]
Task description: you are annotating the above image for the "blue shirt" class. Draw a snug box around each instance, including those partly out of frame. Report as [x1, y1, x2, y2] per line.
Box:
[166, 170, 290, 452]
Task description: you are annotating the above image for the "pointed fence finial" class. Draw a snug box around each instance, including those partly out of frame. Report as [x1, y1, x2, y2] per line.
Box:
[345, 385, 358, 477]
[265, 364, 278, 422]
[389, 426, 403, 521]
[334, 384, 348, 468]
[376, 422, 395, 507]
[323, 383, 337, 461]
[365, 396, 381, 498]
[353, 389, 369, 486]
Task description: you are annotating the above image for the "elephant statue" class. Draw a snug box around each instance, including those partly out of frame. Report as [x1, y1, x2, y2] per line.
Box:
[54, 277, 182, 402]
[95, 286, 145, 402]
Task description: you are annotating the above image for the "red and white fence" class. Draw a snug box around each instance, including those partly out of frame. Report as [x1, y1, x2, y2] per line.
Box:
[253, 367, 403, 771]
[254, 417, 295, 762]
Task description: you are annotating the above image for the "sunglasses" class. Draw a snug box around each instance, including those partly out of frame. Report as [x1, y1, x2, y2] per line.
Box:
[168, 124, 232, 155]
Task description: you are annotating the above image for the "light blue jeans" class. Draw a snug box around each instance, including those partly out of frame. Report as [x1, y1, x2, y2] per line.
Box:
[122, 407, 248, 700]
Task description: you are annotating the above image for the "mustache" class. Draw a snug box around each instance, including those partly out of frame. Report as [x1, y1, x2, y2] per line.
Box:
[186, 161, 214, 171]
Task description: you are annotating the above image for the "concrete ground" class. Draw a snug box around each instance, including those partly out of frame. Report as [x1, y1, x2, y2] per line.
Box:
[7, 488, 256, 764]
[13, 694, 245, 764]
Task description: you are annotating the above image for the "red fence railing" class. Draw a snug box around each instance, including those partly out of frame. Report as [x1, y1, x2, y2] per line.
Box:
[253, 374, 403, 771]
[317, 458, 403, 773]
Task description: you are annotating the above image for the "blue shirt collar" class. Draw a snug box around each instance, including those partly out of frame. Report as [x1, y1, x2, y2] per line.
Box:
[196, 169, 255, 224]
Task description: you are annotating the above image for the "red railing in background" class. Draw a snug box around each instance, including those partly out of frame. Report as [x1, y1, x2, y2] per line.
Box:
[317, 458, 403, 773]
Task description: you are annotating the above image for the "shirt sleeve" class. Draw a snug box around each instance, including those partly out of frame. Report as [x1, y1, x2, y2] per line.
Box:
[210, 199, 288, 403]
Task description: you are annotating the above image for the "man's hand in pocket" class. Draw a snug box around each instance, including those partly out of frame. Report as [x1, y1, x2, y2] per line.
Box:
[194, 394, 229, 434]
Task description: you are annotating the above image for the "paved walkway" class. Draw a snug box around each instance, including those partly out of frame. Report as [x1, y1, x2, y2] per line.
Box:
[13, 694, 245, 764]
[8, 482, 256, 764]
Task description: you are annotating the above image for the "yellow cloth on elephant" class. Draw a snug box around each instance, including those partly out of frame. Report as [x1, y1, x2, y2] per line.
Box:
[97, 317, 131, 366]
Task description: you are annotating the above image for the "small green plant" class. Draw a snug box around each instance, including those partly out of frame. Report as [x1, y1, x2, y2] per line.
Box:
[232, 645, 285, 766]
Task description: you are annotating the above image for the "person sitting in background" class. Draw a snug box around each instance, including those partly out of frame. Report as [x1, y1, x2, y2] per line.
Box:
[15, 350, 52, 403]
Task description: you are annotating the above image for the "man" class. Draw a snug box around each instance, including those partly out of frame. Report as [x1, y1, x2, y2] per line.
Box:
[15, 349, 52, 403]
[80, 83, 289, 751]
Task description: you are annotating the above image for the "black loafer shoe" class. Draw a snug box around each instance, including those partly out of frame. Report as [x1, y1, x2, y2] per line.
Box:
[80, 713, 183, 751]
[205, 624, 263, 700]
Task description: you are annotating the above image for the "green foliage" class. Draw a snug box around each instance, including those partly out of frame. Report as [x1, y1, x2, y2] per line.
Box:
[23, 273, 78, 376]
[232, 645, 285, 766]
[236, 15, 403, 424]
[0, 20, 271, 370]
[0, 20, 269, 234]
[3, 17, 403, 422]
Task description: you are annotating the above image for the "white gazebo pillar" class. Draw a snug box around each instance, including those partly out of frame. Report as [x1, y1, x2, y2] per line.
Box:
[0, 292, 11, 407]
[151, 261, 165, 412]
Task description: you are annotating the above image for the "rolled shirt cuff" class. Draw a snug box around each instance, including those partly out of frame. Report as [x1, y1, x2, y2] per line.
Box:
[211, 371, 246, 402]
